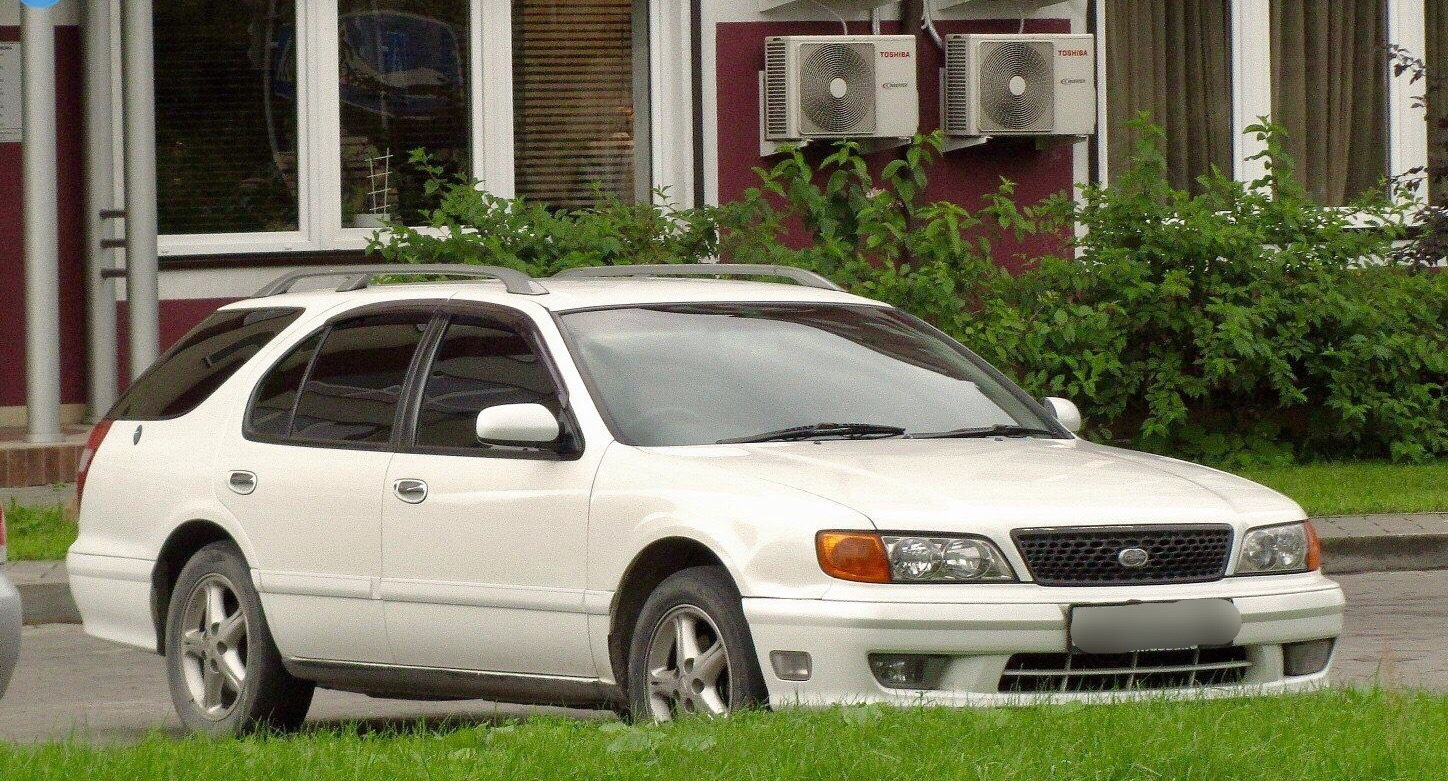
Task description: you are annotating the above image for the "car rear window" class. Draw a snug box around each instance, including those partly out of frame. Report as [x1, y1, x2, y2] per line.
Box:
[108, 308, 304, 421]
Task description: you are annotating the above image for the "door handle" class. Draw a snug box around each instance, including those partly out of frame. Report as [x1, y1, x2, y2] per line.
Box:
[393, 479, 428, 505]
[228, 471, 257, 495]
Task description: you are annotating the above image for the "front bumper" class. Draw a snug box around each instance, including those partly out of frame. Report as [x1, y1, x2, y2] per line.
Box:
[742, 573, 1344, 707]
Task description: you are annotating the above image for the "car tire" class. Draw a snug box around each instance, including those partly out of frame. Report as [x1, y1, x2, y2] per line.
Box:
[626, 565, 768, 722]
[164, 540, 314, 736]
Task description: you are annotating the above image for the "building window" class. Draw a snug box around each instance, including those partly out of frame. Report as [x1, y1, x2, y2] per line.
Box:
[153, 0, 662, 255]
[512, 0, 651, 208]
[1099, 0, 1430, 208]
[1103, 0, 1233, 191]
[1271, 0, 1390, 205]
[155, 0, 300, 235]
[337, 0, 472, 228]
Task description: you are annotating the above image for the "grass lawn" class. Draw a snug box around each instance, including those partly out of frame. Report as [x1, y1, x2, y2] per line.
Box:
[2, 503, 77, 561]
[1232, 461, 1448, 517]
[0, 690, 1442, 780]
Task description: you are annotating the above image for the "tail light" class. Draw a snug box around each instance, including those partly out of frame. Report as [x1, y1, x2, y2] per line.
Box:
[76, 420, 114, 508]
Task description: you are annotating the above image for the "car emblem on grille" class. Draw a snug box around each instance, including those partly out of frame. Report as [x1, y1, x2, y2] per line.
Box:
[1117, 547, 1150, 568]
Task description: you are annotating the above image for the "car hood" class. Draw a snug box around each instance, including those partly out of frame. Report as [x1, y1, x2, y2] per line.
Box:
[643, 437, 1304, 536]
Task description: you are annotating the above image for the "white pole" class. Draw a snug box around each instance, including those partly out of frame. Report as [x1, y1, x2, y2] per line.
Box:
[84, 0, 120, 418]
[122, 0, 160, 380]
[21, 3, 62, 444]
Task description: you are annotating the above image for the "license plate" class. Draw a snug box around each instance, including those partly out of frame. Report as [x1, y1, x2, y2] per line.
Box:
[1069, 599, 1241, 654]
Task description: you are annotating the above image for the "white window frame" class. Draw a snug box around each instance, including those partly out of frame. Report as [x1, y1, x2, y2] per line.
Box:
[1094, 0, 1431, 199]
[157, 0, 683, 258]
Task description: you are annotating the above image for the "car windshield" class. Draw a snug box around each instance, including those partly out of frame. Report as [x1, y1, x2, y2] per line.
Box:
[559, 303, 1060, 447]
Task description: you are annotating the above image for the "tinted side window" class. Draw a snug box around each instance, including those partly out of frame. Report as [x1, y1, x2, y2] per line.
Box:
[246, 332, 322, 440]
[290, 313, 431, 445]
[414, 316, 560, 450]
[109, 308, 303, 421]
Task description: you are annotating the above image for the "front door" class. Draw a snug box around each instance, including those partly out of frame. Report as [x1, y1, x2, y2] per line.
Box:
[381, 309, 599, 677]
[220, 308, 434, 664]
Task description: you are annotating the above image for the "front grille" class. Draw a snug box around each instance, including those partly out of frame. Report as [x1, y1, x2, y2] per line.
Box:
[999, 647, 1251, 693]
[1012, 525, 1233, 586]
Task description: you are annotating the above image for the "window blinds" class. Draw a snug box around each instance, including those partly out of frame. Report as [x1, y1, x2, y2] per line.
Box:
[512, 0, 646, 208]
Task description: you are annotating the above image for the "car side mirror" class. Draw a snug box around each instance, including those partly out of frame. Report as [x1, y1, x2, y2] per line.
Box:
[1042, 397, 1082, 434]
[475, 404, 561, 445]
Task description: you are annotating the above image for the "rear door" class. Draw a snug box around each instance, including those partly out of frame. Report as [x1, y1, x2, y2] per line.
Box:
[218, 306, 436, 664]
[380, 306, 601, 676]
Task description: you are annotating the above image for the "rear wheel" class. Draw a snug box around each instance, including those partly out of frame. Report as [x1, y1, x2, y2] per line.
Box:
[626, 566, 768, 722]
[165, 541, 314, 736]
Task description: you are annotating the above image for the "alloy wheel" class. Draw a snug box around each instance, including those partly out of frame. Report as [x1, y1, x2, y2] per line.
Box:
[178, 574, 249, 720]
[645, 605, 731, 720]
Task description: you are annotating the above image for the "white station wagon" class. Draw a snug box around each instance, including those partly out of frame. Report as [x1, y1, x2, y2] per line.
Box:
[68, 264, 1344, 735]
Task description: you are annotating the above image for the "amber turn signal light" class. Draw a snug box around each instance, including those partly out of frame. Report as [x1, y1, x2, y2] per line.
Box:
[817, 531, 892, 583]
[1305, 520, 1322, 572]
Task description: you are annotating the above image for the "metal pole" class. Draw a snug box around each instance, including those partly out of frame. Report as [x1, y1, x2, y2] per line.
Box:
[21, 4, 62, 444]
[122, 0, 161, 380]
[84, 0, 120, 418]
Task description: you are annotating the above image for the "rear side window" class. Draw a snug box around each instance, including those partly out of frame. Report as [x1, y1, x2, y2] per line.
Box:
[288, 312, 432, 446]
[246, 333, 322, 440]
[414, 316, 561, 450]
[109, 308, 303, 421]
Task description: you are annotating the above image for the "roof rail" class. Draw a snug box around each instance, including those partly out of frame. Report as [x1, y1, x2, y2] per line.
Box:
[253, 264, 548, 298]
[550, 264, 845, 292]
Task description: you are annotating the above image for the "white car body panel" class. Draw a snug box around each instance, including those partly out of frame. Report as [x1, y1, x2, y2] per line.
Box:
[0, 572, 19, 699]
[220, 438, 394, 663]
[380, 448, 603, 676]
[65, 275, 1346, 708]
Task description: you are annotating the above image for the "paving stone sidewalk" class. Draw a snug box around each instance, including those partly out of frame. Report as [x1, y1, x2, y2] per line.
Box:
[5, 513, 1442, 626]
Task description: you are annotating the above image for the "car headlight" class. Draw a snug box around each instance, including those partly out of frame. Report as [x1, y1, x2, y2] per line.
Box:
[1234, 521, 1321, 575]
[816, 532, 1016, 583]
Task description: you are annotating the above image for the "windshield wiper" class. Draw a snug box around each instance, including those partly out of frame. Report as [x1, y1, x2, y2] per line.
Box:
[718, 423, 908, 444]
[911, 424, 1057, 440]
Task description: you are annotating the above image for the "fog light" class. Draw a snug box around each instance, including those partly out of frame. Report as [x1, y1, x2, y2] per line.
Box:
[867, 654, 949, 690]
[770, 651, 813, 681]
[1283, 638, 1335, 676]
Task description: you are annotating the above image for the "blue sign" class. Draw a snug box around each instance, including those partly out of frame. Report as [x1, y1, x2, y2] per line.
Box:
[21, 1, 64, 8]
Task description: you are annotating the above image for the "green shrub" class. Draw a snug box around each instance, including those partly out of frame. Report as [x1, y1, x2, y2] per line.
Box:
[366, 151, 719, 275]
[369, 129, 1447, 465]
[993, 124, 1444, 464]
[717, 124, 1445, 464]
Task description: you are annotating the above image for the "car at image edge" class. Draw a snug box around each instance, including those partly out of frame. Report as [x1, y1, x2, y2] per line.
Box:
[65, 263, 1345, 735]
[1, 505, 20, 700]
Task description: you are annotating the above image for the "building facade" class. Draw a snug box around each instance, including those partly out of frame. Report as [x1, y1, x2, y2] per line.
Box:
[0, 0, 1441, 445]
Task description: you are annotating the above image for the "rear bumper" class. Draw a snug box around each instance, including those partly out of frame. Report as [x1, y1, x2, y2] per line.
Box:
[0, 574, 21, 698]
[66, 552, 157, 652]
[742, 576, 1344, 707]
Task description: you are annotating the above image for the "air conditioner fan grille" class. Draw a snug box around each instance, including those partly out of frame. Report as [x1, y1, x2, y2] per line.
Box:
[799, 42, 876, 135]
[979, 40, 1054, 132]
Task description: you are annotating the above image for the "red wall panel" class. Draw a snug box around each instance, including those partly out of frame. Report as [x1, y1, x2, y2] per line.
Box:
[0, 25, 88, 409]
[714, 19, 1075, 272]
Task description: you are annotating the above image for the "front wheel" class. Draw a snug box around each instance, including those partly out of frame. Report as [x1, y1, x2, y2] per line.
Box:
[164, 540, 314, 736]
[626, 566, 768, 722]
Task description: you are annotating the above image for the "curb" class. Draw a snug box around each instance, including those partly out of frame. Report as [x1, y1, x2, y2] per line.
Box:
[16, 582, 80, 626]
[1320, 534, 1448, 576]
[11, 521, 1446, 626]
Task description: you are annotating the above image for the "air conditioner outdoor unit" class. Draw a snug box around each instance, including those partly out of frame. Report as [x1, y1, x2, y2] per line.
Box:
[762, 35, 919, 152]
[943, 33, 1097, 138]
